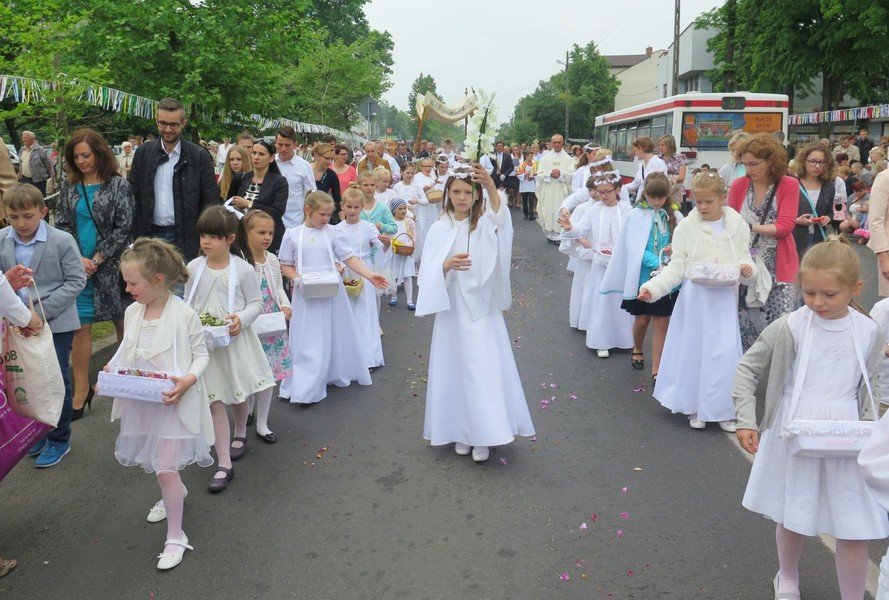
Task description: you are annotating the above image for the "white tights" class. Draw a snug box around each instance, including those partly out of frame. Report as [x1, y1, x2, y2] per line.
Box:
[156, 470, 185, 552]
[251, 387, 274, 436]
[776, 524, 869, 599]
[210, 401, 249, 476]
[390, 277, 414, 305]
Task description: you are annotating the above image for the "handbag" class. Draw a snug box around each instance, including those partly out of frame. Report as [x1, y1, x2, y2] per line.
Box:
[3, 285, 64, 426]
[251, 262, 288, 336]
[779, 310, 878, 459]
[684, 226, 741, 286]
[296, 226, 341, 299]
[185, 258, 236, 351]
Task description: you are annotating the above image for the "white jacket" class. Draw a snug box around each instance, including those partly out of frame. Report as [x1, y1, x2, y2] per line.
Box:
[641, 206, 755, 301]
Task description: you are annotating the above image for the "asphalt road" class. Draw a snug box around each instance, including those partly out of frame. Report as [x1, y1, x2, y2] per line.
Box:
[2, 211, 886, 599]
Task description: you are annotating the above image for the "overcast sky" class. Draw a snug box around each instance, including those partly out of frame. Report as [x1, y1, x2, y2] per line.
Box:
[365, 0, 724, 118]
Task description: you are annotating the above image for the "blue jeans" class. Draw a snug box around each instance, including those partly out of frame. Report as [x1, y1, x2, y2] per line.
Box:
[46, 330, 74, 444]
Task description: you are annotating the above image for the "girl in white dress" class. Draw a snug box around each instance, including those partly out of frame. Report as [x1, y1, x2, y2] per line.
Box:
[734, 238, 888, 599]
[412, 158, 442, 263]
[373, 166, 398, 212]
[559, 178, 597, 329]
[239, 210, 293, 443]
[185, 206, 274, 493]
[560, 171, 634, 356]
[279, 191, 388, 404]
[386, 198, 417, 310]
[639, 172, 755, 430]
[393, 163, 427, 224]
[109, 238, 214, 570]
[416, 164, 535, 463]
[335, 188, 386, 369]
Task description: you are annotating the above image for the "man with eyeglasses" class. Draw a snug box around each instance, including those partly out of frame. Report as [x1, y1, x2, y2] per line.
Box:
[129, 97, 220, 261]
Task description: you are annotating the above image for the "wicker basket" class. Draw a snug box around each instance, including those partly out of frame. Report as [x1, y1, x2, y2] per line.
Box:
[391, 232, 415, 256]
[425, 189, 443, 203]
[343, 277, 364, 298]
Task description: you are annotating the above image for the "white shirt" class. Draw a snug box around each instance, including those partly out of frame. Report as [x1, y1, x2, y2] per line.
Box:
[216, 142, 233, 167]
[153, 141, 181, 226]
[276, 153, 317, 228]
[382, 152, 402, 182]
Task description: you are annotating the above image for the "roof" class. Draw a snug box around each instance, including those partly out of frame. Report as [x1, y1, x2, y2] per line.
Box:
[605, 54, 649, 69]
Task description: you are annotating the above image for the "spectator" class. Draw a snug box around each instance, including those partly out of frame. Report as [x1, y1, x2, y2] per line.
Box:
[658, 134, 688, 210]
[229, 139, 288, 252]
[833, 136, 860, 163]
[868, 169, 889, 297]
[699, 163, 711, 173]
[55, 128, 133, 420]
[218, 145, 251, 200]
[376, 140, 401, 182]
[839, 180, 869, 235]
[856, 128, 874, 162]
[393, 141, 412, 169]
[310, 142, 342, 223]
[236, 130, 254, 151]
[128, 97, 221, 261]
[357, 141, 387, 173]
[791, 142, 838, 258]
[274, 126, 316, 228]
[719, 132, 751, 189]
[116, 141, 135, 176]
[208, 141, 219, 166]
[772, 130, 795, 161]
[216, 136, 233, 171]
[17, 131, 53, 197]
[624, 136, 668, 199]
[835, 152, 850, 168]
[421, 141, 437, 160]
[331, 143, 358, 194]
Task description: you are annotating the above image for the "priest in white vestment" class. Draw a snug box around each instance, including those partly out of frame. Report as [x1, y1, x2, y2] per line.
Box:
[534, 135, 575, 241]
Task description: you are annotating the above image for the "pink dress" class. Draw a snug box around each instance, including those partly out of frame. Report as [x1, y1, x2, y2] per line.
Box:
[258, 275, 292, 381]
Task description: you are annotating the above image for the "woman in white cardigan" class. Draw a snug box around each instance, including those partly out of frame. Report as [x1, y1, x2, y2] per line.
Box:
[639, 172, 755, 430]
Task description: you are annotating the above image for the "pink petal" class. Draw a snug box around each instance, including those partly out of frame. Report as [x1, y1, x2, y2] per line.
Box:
[579, 522, 588, 530]
[633, 384, 646, 393]
[590, 514, 599, 522]
[620, 512, 630, 519]
[621, 487, 628, 494]
[560, 572, 570, 581]
[617, 529, 624, 538]
[549, 383, 558, 389]
[575, 559, 584, 567]
[627, 570, 635, 576]
[499, 458, 508, 465]
[530, 436, 537, 442]
[569, 393, 578, 400]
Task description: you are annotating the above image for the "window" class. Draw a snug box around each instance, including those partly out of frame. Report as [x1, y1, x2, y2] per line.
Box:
[680, 111, 783, 148]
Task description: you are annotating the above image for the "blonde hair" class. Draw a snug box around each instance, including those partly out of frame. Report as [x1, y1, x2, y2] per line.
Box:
[357, 170, 377, 184]
[120, 237, 189, 288]
[592, 148, 616, 172]
[341, 185, 364, 205]
[658, 134, 677, 157]
[313, 142, 333, 159]
[690, 171, 726, 197]
[727, 132, 751, 155]
[305, 191, 335, 213]
[798, 235, 867, 315]
[373, 166, 392, 182]
[218, 145, 252, 199]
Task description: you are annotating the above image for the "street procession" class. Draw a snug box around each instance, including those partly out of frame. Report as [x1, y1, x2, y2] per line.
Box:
[6, 0, 889, 597]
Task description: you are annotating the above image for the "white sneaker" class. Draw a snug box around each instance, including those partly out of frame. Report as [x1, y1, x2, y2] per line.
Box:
[147, 500, 166, 523]
[454, 442, 471, 456]
[596, 349, 610, 359]
[156, 532, 192, 571]
[472, 446, 490, 462]
[719, 420, 737, 433]
[688, 415, 706, 430]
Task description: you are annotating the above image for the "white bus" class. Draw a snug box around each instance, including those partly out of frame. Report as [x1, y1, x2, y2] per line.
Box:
[594, 92, 789, 186]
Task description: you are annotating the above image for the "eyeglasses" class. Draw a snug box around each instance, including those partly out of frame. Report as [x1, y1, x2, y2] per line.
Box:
[596, 188, 617, 195]
[806, 159, 827, 167]
[740, 159, 766, 168]
[156, 120, 183, 130]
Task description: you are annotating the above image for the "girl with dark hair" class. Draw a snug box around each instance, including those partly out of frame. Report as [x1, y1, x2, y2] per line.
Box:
[56, 127, 134, 420]
[229, 139, 288, 252]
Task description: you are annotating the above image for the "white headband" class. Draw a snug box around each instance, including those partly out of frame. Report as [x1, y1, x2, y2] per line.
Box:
[592, 170, 621, 186]
[589, 155, 613, 167]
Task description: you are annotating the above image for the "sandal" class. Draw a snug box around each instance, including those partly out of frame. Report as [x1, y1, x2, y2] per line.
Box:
[0, 559, 17, 578]
[631, 351, 645, 370]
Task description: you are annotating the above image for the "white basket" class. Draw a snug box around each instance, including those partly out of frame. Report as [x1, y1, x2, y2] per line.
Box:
[297, 268, 340, 299]
[781, 419, 877, 459]
[685, 262, 740, 286]
[204, 324, 231, 352]
[253, 312, 287, 337]
[97, 370, 174, 403]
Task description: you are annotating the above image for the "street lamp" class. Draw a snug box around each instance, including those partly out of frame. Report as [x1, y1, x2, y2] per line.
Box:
[556, 51, 570, 142]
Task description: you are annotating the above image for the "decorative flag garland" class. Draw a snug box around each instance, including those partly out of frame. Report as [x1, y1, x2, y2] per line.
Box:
[0, 74, 367, 144]
[788, 103, 889, 126]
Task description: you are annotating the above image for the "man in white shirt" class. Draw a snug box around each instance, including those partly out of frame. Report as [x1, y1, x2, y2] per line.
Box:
[216, 136, 233, 170]
[275, 126, 316, 228]
[376, 140, 401, 183]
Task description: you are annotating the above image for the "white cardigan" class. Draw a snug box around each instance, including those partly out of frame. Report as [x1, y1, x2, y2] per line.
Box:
[253, 251, 291, 310]
[185, 254, 264, 328]
[641, 206, 756, 301]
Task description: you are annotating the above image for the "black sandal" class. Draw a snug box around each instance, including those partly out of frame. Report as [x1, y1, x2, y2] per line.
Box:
[230, 437, 247, 461]
[208, 466, 234, 493]
[631, 351, 645, 370]
[257, 432, 277, 444]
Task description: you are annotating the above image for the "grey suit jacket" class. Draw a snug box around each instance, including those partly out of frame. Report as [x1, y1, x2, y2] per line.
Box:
[0, 225, 86, 333]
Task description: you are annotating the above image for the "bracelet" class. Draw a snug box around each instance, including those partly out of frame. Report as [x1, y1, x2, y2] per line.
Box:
[248, 200, 254, 209]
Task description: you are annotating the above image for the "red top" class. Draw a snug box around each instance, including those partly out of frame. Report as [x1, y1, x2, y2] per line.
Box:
[727, 175, 799, 283]
[334, 165, 358, 195]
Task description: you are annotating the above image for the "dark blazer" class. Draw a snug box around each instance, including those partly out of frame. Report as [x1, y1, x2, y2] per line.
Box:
[492, 152, 514, 188]
[314, 168, 342, 225]
[55, 175, 133, 321]
[234, 170, 288, 253]
[794, 178, 835, 259]
[128, 138, 221, 261]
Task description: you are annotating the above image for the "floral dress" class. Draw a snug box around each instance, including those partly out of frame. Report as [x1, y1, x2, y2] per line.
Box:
[258, 274, 292, 381]
[738, 184, 799, 351]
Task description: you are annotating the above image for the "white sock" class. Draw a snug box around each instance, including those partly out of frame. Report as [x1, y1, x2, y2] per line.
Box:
[404, 277, 414, 304]
[253, 387, 274, 437]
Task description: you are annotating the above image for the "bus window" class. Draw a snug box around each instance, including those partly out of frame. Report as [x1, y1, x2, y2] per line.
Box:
[650, 116, 667, 144]
[615, 130, 628, 160]
[681, 111, 783, 148]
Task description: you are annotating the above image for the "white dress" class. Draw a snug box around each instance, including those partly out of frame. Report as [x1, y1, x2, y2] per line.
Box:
[416, 205, 535, 447]
[279, 224, 372, 403]
[335, 219, 385, 369]
[742, 307, 889, 539]
[389, 219, 417, 282]
[653, 218, 741, 422]
[185, 257, 274, 405]
[412, 172, 444, 263]
[564, 202, 634, 350]
[113, 318, 214, 474]
[559, 200, 595, 329]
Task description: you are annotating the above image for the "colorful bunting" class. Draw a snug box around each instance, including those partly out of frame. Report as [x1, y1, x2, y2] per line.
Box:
[788, 103, 889, 126]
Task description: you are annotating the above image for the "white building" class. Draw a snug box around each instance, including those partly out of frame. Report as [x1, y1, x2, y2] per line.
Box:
[613, 48, 669, 111]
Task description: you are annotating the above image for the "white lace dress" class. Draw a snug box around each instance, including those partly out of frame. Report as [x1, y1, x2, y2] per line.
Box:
[742, 307, 889, 539]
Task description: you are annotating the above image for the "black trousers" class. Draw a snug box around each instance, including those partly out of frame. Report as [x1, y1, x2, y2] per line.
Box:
[521, 192, 537, 218]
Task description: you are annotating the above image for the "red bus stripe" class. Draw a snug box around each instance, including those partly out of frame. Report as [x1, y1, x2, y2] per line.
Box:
[602, 99, 789, 124]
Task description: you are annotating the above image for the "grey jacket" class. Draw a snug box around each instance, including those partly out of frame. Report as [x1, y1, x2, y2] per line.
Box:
[0, 225, 86, 333]
[733, 310, 883, 432]
[20, 143, 53, 183]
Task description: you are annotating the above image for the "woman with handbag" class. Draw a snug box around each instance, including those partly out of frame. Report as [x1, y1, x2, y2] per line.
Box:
[638, 172, 755, 430]
[55, 128, 133, 420]
[726, 133, 800, 351]
[734, 238, 887, 600]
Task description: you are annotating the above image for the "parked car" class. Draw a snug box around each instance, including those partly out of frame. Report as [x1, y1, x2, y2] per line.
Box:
[5, 144, 20, 174]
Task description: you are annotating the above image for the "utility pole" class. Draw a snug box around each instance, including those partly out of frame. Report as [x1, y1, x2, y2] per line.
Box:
[672, 0, 680, 95]
[564, 50, 570, 141]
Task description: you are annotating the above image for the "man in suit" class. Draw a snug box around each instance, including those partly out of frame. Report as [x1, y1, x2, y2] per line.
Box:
[492, 141, 514, 192]
[394, 141, 413, 169]
[128, 98, 221, 261]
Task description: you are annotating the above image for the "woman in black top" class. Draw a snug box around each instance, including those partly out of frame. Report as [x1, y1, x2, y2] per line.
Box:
[230, 139, 288, 252]
[311, 142, 342, 223]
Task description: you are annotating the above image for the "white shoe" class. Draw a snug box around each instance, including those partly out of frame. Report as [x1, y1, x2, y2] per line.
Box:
[688, 415, 706, 430]
[156, 532, 192, 571]
[147, 500, 166, 523]
[719, 420, 737, 433]
[454, 442, 471, 456]
[472, 446, 490, 462]
[596, 349, 610, 359]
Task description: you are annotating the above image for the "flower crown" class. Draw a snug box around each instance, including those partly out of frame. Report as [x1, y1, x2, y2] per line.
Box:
[450, 167, 473, 181]
[589, 155, 613, 168]
[592, 170, 621, 186]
